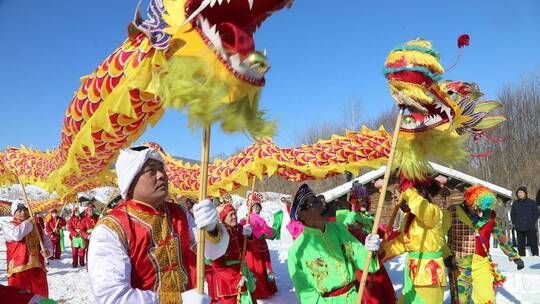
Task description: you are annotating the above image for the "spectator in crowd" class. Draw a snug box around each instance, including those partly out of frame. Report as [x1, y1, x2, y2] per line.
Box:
[510, 186, 540, 256]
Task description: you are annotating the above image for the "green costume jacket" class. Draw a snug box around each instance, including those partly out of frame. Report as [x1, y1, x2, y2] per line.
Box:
[287, 222, 379, 303]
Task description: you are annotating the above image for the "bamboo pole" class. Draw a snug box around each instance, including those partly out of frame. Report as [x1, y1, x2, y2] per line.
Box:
[384, 192, 404, 240]
[16, 175, 49, 265]
[236, 177, 257, 304]
[97, 189, 119, 220]
[196, 126, 211, 294]
[357, 108, 403, 303]
[52, 196, 69, 233]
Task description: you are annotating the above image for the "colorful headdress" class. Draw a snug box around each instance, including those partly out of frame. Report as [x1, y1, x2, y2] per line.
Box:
[350, 183, 370, 211]
[384, 38, 444, 106]
[464, 185, 496, 211]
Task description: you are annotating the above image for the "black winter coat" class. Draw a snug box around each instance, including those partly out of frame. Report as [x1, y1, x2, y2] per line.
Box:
[511, 198, 540, 231]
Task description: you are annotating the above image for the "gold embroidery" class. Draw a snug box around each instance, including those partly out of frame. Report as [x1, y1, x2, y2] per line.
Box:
[305, 257, 329, 293]
[127, 204, 188, 301]
[7, 227, 45, 277]
[97, 216, 129, 250]
[342, 242, 355, 263]
[205, 224, 223, 244]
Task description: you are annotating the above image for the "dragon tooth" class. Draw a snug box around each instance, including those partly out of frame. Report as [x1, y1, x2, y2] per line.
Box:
[184, 0, 211, 25]
[248, 0, 254, 10]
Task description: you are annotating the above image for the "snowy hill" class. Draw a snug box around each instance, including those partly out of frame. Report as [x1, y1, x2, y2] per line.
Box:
[0, 184, 57, 202]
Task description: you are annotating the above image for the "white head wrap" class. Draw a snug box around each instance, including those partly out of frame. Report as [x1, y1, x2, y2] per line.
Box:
[115, 146, 165, 199]
[11, 199, 27, 215]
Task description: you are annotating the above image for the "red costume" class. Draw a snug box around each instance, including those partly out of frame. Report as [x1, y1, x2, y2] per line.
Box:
[96, 199, 198, 302]
[79, 211, 98, 265]
[0, 284, 35, 304]
[213, 204, 256, 304]
[5, 218, 49, 297]
[67, 214, 85, 267]
[246, 238, 277, 299]
[45, 216, 66, 259]
[241, 209, 282, 300]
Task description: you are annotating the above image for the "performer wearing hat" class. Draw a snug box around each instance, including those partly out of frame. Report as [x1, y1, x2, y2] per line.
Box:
[67, 207, 86, 267]
[382, 176, 448, 304]
[87, 146, 229, 304]
[335, 183, 396, 304]
[287, 184, 381, 303]
[241, 196, 283, 299]
[3, 200, 53, 297]
[79, 203, 98, 267]
[45, 208, 66, 260]
[212, 203, 256, 304]
[445, 185, 524, 303]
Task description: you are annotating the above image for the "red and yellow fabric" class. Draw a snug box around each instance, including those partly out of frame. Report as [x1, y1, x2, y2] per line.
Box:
[97, 199, 195, 303]
[383, 188, 450, 303]
[5, 219, 49, 297]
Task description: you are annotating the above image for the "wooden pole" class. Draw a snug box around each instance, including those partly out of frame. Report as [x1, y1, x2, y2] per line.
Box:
[196, 126, 211, 294]
[357, 108, 403, 303]
[98, 189, 119, 220]
[52, 196, 69, 233]
[236, 177, 257, 304]
[16, 175, 49, 265]
[384, 192, 404, 240]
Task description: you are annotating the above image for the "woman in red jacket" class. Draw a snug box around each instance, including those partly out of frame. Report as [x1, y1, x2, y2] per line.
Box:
[213, 203, 256, 304]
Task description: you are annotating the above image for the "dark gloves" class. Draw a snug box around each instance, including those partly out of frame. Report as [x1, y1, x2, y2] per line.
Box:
[514, 258, 525, 270]
[444, 255, 458, 271]
[400, 202, 411, 213]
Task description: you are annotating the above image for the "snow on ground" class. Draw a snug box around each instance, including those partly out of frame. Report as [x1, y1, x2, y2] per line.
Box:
[1, 194, 540, 303]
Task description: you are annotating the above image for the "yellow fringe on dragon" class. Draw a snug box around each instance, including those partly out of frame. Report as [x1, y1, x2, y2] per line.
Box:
[384, 38, 506, 180]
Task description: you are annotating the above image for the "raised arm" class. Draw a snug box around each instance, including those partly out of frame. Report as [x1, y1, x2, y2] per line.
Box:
[403, 188, 442, 229]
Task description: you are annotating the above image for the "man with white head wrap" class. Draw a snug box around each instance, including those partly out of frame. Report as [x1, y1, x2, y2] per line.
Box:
[2, 200, 52, 298]
[88, 146, 229, 304]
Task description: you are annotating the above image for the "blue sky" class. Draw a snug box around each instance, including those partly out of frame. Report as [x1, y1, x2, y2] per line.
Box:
[1, 0, 539, 160]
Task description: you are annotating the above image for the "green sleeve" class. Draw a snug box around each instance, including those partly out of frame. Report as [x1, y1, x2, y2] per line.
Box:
[493, 216, 520, 260]
[287, 243, 323, 303]
[333, 223, 379, 273]
[269, 210, 283, 240]
[336, 209, 353, 224]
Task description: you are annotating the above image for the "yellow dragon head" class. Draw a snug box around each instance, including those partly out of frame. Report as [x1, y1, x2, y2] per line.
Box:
[133, 0, 293, 137]
[384, 38, 506, 179]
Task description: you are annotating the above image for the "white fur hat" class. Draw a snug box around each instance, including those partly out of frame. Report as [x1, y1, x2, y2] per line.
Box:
[11, 199, 27, 215]
[115, 146, 164, 199]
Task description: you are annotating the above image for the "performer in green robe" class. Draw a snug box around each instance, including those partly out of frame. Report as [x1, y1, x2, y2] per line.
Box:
[287, 184, 381, 303]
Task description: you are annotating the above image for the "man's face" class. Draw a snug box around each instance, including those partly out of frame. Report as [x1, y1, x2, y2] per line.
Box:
[224, 210, 238, 227]
[517, 190, 526, 199]
[298, 196, 326, 225]
[52, 212, 58, 218]
[14, 208, 30, 221]
[131, 159, 168, 205]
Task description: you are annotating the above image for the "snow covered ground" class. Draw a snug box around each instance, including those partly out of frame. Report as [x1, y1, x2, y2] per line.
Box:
[1, 195, 540, 303]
